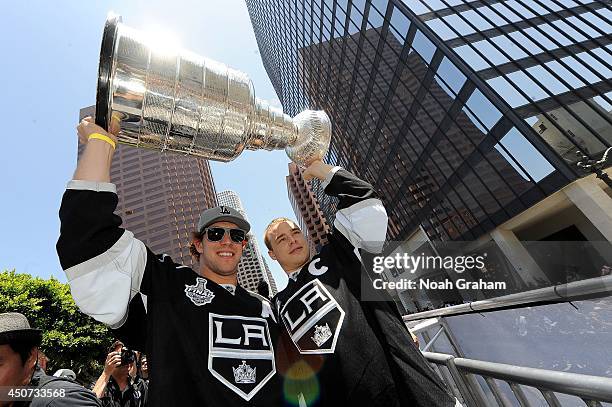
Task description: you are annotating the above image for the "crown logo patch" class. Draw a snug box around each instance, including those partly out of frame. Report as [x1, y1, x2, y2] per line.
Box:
[233, 361, 256, 384]
[185, 277, 215, 306]
[311, 323, 332, 347]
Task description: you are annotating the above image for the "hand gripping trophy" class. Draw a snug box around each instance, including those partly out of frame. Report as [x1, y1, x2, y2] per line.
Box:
[95, 13, 331, 166]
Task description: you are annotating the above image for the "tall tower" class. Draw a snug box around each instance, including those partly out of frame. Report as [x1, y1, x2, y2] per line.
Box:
[217, 190, 278, 296]
[79, 106, 217, 267]
[286, 162, 331, 255]
[262, 256, 278, 297]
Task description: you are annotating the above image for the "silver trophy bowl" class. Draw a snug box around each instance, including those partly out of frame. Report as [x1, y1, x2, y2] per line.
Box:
[95, 13, 331, 165]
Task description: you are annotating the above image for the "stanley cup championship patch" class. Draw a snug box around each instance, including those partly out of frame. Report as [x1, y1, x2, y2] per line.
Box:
[208, 313, 276, 401]
[281, 279, 345, 354]
[185, 277, 215, 306]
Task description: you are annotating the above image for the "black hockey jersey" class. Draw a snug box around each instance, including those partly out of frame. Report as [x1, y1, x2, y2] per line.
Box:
[56, 180, 284, 407]
[273, 169, 456, 406]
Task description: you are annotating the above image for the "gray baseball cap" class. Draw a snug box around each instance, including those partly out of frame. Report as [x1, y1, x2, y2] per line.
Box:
[0, 312, 42, 345]
[197, 206, 250, 233]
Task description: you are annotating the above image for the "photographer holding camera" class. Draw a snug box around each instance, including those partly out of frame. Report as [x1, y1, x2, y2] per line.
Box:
[93, 341, 147, 407]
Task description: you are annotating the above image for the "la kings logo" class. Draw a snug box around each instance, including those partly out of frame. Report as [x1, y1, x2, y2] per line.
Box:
[281, 279, 345, 354]
[208, 313, 276, 401]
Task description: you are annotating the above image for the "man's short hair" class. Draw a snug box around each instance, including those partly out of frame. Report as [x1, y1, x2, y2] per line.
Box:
[189, 230, 205, 261]
[263, 217, 296, 250]
[108, 340, 124, 353]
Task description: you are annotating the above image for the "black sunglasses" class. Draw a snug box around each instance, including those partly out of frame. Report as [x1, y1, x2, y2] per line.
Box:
[203, 227, 246, 243]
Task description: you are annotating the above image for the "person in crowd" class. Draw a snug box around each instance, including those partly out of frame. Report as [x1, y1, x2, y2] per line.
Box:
[52, 369, 76, 381]
[93, 341, 146, 407]
[409, 330, 420, 348]
[0, 312, 101, 407]
[37, 352, 49, 373]
[256, 278, 270, 298]
[129, 352, 147, 402]
[135, 354, 148, 383]
[56, 117, 284, 406]
[264, 161, 457, 406]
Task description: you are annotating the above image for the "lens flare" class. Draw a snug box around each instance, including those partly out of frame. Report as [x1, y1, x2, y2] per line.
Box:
[283, 360, 321, 406]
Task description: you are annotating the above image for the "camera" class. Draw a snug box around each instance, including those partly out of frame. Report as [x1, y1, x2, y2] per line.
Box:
[120, 347, 135, 366]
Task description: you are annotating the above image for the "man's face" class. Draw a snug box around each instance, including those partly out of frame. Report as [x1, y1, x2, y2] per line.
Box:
[267, 221, 310, 271]
[113, 363, 130, 381]
[111, 344, 131, 380]
[195, 221, 245, 277]
[128, 360, 137, 378]
[0, 344, 36, 390]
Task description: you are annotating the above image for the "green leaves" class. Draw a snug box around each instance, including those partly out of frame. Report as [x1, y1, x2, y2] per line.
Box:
[0, 270, 115, 385]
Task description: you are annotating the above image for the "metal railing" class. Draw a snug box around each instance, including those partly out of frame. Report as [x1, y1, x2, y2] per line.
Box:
[423, 351, 612, 407]
[403, 275, 612, 322]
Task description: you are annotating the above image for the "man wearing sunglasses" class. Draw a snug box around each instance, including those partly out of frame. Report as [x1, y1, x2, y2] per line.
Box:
[57, 118, 283, 406]
[264, 161, 456, 406]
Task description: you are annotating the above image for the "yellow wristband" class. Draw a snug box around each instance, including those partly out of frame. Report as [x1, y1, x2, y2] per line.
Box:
[88, 133, 116, 149]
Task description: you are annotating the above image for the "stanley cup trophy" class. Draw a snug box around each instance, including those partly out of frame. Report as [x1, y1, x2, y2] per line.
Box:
[95, 13, 331, 166]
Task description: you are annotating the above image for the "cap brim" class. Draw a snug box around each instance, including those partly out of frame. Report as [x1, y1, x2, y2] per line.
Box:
[203, 216, 250, 233]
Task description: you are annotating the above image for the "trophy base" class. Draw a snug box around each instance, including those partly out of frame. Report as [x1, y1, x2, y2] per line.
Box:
[95, 12, 121, 131]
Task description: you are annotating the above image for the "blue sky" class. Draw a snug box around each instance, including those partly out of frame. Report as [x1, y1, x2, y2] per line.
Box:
[0, 0, 290, 289]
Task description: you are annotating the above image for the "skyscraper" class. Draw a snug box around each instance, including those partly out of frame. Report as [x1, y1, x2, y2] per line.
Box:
[217, 190, 278, 296]
[287, 162, 331, 254]
[261, 256, 279, 297]
[79, 106, 218, 267]
[247, 0, 612, 307]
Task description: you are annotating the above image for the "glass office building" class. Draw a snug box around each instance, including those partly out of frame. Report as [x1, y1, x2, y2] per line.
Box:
[246, 3, 612, 389]
[247, 0, 611, 238]
[247, 0, 612, 313]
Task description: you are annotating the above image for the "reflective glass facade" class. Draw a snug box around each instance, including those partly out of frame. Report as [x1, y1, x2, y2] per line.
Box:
[247, 0, 612, 241]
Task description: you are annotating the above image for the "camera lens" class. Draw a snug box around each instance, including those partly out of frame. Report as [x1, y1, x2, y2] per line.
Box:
[120, 347, 135, 366]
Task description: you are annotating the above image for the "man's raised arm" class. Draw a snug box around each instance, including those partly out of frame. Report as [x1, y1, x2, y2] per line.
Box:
[73, 116, 117, 182]
[56, 117, 148, 333]
[303, 160, 388, 254]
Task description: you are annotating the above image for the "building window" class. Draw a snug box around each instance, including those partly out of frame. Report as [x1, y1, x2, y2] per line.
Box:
[497, 128, 555, 182]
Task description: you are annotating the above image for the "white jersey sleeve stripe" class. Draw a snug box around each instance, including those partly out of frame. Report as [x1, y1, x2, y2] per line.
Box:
[65, 230, 147, 327]
[66, 179, 117, 193]
[334, 197, 388, 254]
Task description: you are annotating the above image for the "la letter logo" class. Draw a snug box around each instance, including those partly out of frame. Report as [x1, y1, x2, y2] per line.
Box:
[281, 279, 345, 354]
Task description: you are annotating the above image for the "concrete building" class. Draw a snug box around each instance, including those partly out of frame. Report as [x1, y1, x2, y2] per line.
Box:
[217, 190, 278, 296]
[79, 106, 217, 267]
[262, 254, 278, 297]
[530, 101, 612, 162]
